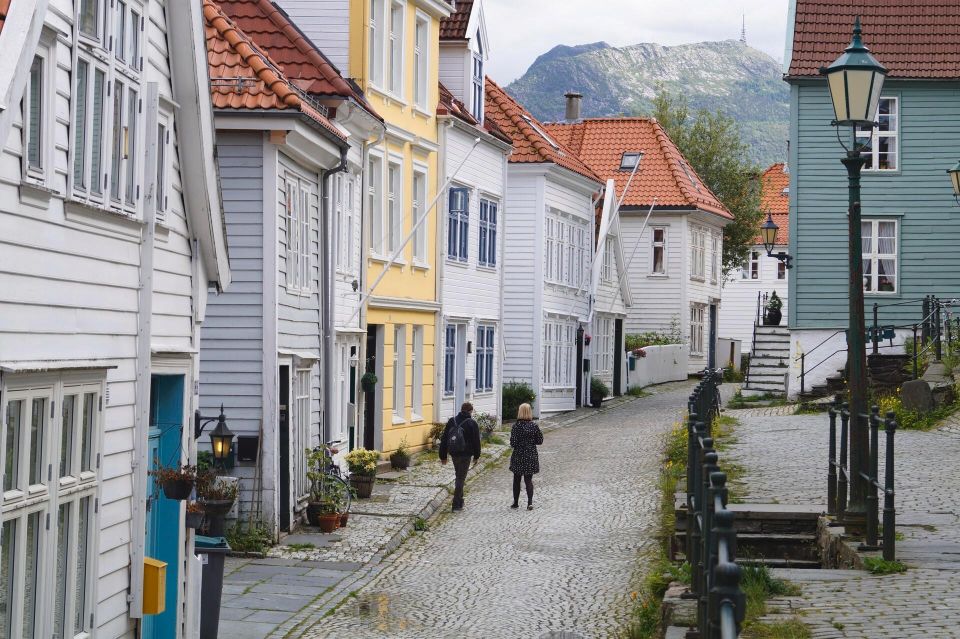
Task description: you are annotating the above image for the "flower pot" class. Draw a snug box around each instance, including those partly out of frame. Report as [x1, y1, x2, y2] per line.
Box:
[590, 392, 604, 408]
[764, 309, 782, 326]
[350, 474, 376, 498]
[161, 477, 194, 500]
[200, 498, 234, 518]
[306, 505, 340, 533]
[390, 453, 410, 470]
[339, 511, 349, 527]
[185, 511, 204, 529]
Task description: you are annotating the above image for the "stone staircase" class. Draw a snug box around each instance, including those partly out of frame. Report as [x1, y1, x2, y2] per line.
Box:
[744, 325, 790, 396]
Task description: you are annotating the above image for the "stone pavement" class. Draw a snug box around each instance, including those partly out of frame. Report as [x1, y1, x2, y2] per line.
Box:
[217, 391, 658, 638]
[726, 409, 960, 638]
[295, 381, 700, 639]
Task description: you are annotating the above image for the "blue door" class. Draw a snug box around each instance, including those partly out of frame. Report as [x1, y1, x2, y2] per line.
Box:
[143, 374, 185, 639]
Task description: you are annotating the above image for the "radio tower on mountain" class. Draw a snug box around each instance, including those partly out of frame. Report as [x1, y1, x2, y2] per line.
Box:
[740, 14, 747, 44]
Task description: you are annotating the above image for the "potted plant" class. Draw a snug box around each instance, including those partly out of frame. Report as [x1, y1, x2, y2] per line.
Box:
[150, 463, 197, 500]
[196, 472, 239, 517]
[389, 437, 411, 470]
[345, 448, 380, 498]
[360, 372, 378, 393]
[306, 490, 340, 532]
[590, 377, 610, 408]
[764, 292, 783, 326]
[185, 501, 204, 529]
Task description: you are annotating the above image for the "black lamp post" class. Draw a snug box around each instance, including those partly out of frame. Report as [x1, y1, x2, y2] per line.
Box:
[195, 405, 235, 469]
[947, 160, 960, 205]
[760, 212, 793, 269]
[822, 16, 888, 528]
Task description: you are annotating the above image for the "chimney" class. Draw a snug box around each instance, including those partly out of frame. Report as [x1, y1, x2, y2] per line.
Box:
[564, 91, 583, 123]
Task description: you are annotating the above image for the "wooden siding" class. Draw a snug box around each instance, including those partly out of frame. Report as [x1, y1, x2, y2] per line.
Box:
[719, 248, 789, 352]
[274, 0, 351, 75]
[439, 43, 468, 104]
[621, 212, 686, 335]
[789, 80, 960, 329]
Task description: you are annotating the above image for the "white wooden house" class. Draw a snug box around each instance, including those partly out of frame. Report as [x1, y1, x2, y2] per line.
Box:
[485, 79, 604, 416]
[547, 114, 733, 374]
[0, 1, 230, 637]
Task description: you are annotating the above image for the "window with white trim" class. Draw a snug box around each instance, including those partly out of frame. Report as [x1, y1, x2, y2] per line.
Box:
[478, 198, 498, 267]
[72, 58, 107, 198]
[2, 373, 103, 639]
[601, 237, 614, 282]
[387, 161, 402, 254]
[23, 54, 46, 179]
[368, 155, 383, 254]
[742, 250, 759, 280]
[448, 187, 469, 262]
[284, 176, 313, 292]
[710, 234, 719, 284]
[777, 260, 786, 281]
[544, 211, 589, 288]
[411, 326, 423, 418]
[690, 225, 706, 280]
[413, 15, 429, 109]
[475, 325, 495, 392]
[388, 1, 405, 97]
[293, 369, 311, 500]
[690, 305, 705, 355]
[412, 168, 427, 263]
[862, 219, 898, 294]
[471, 39, 484, 121]
[443, 324, 456, 396]
[651, 227, 667, 275]
[593, 315, 614, 376]
[108, 80, 139, 209]
[392, 325, 406, 419]
[856, 97, 898, 171]
[335, 173, 357, 273]
[78, 0, 103, 40]
[368, 0, 384, 87]
[543, 317, 576, 389]
[155, 111, 171, 220]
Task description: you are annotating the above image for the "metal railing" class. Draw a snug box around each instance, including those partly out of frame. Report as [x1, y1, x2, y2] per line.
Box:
[744, 292, 764, 388]
[686, 370, 745, 639]
[827, 395, 898, 560]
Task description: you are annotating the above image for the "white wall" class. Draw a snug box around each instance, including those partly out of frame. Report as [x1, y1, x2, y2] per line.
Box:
[621, 211, 685, 335]
[274, 0, 351, 74]
[720, 246, 789, 352]
[627, 345, 689, 389]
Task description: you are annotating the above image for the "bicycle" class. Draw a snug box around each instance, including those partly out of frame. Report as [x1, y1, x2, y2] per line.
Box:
[311, 441, 352, 515]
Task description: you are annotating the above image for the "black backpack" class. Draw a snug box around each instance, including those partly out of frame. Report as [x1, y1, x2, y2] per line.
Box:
[446, 414, 468, 455]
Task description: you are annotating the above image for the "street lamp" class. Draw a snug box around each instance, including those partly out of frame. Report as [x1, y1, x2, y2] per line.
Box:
[195, 405, 235, 466]
[760, 212, 793, 269]
[947, 160, 960, 205]
[822, 16, 887, 529]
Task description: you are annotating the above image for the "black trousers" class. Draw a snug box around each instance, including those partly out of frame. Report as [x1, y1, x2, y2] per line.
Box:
[452, 455, 472, 509]
[513, 473, 534, 505]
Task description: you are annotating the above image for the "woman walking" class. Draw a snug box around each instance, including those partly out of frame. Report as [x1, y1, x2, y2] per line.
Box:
[510, 403, 544, 510]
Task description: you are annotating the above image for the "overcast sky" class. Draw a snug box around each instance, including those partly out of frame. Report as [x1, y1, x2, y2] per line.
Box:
[483, 0, 791, 84]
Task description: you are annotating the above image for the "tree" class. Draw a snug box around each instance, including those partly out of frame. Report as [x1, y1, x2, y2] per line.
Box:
[652, 89, 764, 276]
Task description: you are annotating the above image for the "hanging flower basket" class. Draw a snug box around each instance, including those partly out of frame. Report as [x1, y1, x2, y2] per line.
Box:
[162, 478, 195, 501]
[150, 463, 198, 501]
[185, 510, 204, 529]
[360, 372, 378, 392]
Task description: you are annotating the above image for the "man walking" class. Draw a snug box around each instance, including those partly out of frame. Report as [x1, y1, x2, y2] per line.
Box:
[439, 402, 482, 511]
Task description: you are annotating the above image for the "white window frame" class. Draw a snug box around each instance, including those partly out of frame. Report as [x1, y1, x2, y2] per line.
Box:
[411, 326, 424, 420]
[293, 368, 312, 501]
[544, 210, 589, 288]
[334, 173, 346, 271]
[23, 41, 54, 184]
[78, 0, 104, 42]
[387, 1, 405, 99]
[542, 317, 576, 390]
[690, 305, 705, 355]
[862, 218, 898, 295]
[2, 372, 104, 639]
[71, 56, 108, 201]
[651, 226, 667, 275]
[448, 186, 469, 262]
[155, 109, 172, 223]
[412, 165, 428, 265]
[367, 0, 385, 88]
[690, 225, 706, 280]
[592, 315, 614, 376]
[742, 250, 760, 280]
[443, 324, 457, 397]
[368, 153, 384, 256]
[284, 175, 313, 293]
[387, 159, 403, 255]
[710, 233, 719, 284]
[777, 260, 786, 281]
[471, 37, 484, 121]
[478, 198, 498, 268]
[392, 325, 406, 422]
[413, 13, 429, 110]
[856, 97, 899, 172]
[601, 237, 614, 282]
[475, 325, 495, 393]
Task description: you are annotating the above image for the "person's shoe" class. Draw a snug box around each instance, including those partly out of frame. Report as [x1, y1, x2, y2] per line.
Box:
[452, 505, 463, 512]
[510, 503, 519, 509]
[527, 504, 534, 511]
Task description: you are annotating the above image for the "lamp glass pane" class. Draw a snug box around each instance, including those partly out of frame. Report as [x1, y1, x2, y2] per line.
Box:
[845, 69, 874, 122]
[868, 73, 886, 123]
[828, 71, 849, 122]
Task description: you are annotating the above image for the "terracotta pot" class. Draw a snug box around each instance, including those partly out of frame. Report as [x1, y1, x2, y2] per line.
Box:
[390, 453, 410, 470]
[339, 512, 349, 527]
[161, 478, 194, 500]
[185, 511, 204, 529]
[317, 512, 340, 533]
[350, 474, 375, 498]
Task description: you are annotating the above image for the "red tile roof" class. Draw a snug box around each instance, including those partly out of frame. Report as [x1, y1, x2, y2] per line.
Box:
[438, 82, 511, 144]
[203, 0, 345, 141]
[440, 0, 472, 40]
[788, 0, 960, 78]
[758, 163, 789, 245]
[0, 0, 9, 36]
[215, 0, 379, 119]
[484, 79, 601, 184]
[543, 118, 732, 220]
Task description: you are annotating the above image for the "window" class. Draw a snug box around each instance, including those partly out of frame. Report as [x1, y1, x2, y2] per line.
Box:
[23, 55, 44, 177]
[72, 59, 107, 197]
[336, 174, 357, 273]
[478, 199, 498, 267]
[368, 0, 384, 86]
[293, 369, 311, 500]
[544, 212, 589, 287]
[412, 169, 427, 263]
[777, 261, 786, 281]
[388, 2, 404, 97]
[2, 374, 103, 639]
[710, 234, 719, 284]
[413, 15, 429, 109]
[444, 325, 456, 396]
[690, 305, 705, 355]
[651, 227, 666, 275]
[112, 1, 142, 71]
[690, 226, 706, 280]
[448, 187, 469, 262]
[284, 177, 313, 292]
[393, 325, 406, 419]
[593, 316, 614, 375]
[862, 219, 898, 293]
[471, 39, 484, 121]
[387, 161, 402, 254]
[79, 0, 102, 40]
[155, 116, 170, 217]
[620, 152, 641, 171]
[543, 318, 576, 389]
[601, 237, 614, 282]
[742, 251, 759, 280]
[475, 325, 495, 392]
[856, 97, 898, 171]
[114, 1, 127, 62]
[368, 155, 383, 254]
[411, 326, 423, 418]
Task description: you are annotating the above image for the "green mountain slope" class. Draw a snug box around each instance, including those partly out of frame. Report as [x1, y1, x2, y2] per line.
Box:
[505, 40, 789, 166]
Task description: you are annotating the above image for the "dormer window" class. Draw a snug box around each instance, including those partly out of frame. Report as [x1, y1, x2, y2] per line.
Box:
[471, 37, 484, 121]
[620, 152, 641, 171]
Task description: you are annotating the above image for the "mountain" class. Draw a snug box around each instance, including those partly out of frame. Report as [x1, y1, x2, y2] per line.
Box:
[504, 40, 789, 167]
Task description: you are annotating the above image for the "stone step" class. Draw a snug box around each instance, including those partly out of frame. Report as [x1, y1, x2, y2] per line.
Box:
[740, 557, 822, 569]
[744, 382, 788, 392]
[754, 326, 791, 336]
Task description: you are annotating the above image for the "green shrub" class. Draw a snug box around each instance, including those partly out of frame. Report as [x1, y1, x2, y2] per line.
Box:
[590, 376, 610, 399]
[225, 522, 273, 554]
[723, 366, 745, 383]
[876, 392, 958, 431]
[625, 317, 685, 350]
[502, 381, 535, 420]
[863, 557, 907, 575]
[474, 412, 499, 441]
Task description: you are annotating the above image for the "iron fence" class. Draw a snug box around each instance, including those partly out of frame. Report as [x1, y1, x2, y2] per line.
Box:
[686, 370, 745, 639]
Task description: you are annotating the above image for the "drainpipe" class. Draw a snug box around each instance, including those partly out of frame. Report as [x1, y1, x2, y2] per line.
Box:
[321, 146, 349, 445]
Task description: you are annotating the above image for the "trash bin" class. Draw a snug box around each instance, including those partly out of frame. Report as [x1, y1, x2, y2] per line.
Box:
[195, 535, 230, 639]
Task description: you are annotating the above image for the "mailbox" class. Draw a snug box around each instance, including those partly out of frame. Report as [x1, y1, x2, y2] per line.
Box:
[142, 557, 167, 615]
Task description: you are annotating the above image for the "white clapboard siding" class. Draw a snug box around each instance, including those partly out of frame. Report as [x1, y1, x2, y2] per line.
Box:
[274, 0, 351, 74]
[501, 171, 540, 386]
[719, 247, 789, 352]
[439, 44, 469, 103]
[620, 212, 686, 335]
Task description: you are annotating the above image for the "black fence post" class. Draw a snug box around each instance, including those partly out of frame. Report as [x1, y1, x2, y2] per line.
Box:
[883, 411, 897, 561]
[935, 297, 943, 361]
[863, 406, 880, 549]
[872, 302, 880, 355]
[838, 403, 850, 520]
[922, 296, 931, 345]
[800, 353, 806, 396]
[947, 313, 953, 357]
[912, 325, 919, 380]
[827, 395, 841, 516]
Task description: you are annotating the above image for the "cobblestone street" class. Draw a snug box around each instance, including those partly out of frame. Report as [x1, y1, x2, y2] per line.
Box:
[295, 381, 696, 639]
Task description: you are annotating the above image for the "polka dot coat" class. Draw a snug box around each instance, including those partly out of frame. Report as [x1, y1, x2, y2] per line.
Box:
[509, 420, 544, 475]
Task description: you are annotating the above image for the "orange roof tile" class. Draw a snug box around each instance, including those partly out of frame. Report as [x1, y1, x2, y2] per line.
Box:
[484, 79, 601, 184]
[440, 0, 472, 40]
[438, 81, 511, 144]
[788, 0, 960, 79]
[203, 0, 345, 141]
[757, 163, 789, 246]
[543, 118, 732, 220]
